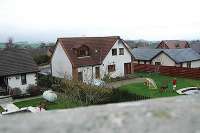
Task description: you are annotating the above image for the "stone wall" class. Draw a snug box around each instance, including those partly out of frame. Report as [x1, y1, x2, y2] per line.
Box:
[1, 95, 200, 133]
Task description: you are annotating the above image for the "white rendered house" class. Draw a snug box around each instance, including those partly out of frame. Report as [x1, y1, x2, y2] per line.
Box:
[0, 48, 38, 94]
[51, 36, 133, 83]
[132, 48, 200, 68]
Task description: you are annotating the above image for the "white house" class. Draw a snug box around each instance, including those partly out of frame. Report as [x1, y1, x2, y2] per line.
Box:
[132, 48, 200, 68]
[0, 48, 39, 94]
[51, 36, 133, 83]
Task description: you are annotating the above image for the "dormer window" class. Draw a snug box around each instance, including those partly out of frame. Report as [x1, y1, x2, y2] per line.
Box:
[77, 45, 90, 57]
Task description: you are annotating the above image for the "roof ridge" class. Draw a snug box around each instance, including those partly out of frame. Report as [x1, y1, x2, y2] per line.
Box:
[58, 36, 120, 40]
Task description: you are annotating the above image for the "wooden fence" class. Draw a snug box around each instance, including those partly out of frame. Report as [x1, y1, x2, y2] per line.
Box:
[133, 64, 200, 79]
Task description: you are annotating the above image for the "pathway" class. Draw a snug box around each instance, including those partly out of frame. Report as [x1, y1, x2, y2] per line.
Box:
[0, 95, 42, 113]
[105, 78, 147, 88]
[0, 96, 19, 112]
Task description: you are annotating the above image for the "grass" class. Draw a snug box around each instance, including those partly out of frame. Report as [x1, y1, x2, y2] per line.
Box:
[119, 72, 200, 98]
[135, 72, 200, 89]
[13, 72, 200, 110]
[0, 106, 4, 113]
[119, 83, 178, 98]
[14, 97, 83, 110]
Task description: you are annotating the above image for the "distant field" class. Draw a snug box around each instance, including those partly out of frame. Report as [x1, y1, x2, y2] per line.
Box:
[0, 43, 5, 48]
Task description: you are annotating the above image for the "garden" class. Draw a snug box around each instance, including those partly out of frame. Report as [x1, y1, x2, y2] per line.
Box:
[10, 72, 200, 112]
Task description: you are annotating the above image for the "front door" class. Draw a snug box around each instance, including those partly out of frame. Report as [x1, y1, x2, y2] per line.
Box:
[95, 67, 100, 79]
[0, 77, 8, 95]
[78, 72, 83, 82]
[124, 63, 131, 75]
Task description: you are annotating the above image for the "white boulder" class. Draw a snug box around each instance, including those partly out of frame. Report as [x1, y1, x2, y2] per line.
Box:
[42, 90, 57, 102]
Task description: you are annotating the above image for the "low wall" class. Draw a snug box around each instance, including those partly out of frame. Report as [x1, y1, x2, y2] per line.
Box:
[0, 95, 200, 133]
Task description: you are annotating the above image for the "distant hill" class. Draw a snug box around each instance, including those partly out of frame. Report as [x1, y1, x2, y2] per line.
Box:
[125, 40, 159, 49]
[0, 43, 5, 48]
[0, 42, 55, 49]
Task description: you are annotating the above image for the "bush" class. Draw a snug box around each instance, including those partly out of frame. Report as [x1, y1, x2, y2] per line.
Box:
[37, 75, 62, 91]
[10, 88, 22, 98]
[26, 85, 41, 96]
[108, 89, 149, 103]
[37, 75, 53, 88]
[59, 80, 113, 105]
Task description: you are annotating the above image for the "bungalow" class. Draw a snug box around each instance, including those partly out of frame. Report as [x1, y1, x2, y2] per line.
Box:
[0, 48, 39, 95]
[132, 48, 200, 68]
[157, 40, 190, 49]
[51, 36, 133, 83]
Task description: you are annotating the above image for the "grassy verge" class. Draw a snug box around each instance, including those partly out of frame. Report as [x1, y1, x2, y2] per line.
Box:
[119, 72, 200, 98]
[119, 83, 178, 98]
[135, 72, 200, 89]
[14, 97, 83, 110]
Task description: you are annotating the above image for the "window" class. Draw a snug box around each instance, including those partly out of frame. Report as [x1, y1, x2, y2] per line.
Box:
[15, 76, 20, 80]
[180, 63, 183, 67]
[21, 74, 27, 85]
[108, 65, 115, 72]
[77, 46, 90, 57]
[175, 44, 180, 48]
[112, 49, 117, 56]
[119, 48, 124, 55]
[187, 62, 191, 68]
[155, 62, 161, 66]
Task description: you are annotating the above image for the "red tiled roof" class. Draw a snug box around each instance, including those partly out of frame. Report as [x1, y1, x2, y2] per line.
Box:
[158, 40, 190, 49]
[57, 36, 120, 67]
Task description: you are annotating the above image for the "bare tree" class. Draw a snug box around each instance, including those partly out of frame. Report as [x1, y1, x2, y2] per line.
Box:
[6, 38, 13, 48]
[5, 37, 14, 48]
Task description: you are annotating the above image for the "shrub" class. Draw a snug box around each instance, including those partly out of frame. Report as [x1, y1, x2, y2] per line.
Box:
[33, 55, 51, 65]
[26, 85, 41, 96]
[108, 89, 149, 103]
[102, 74, 111, 82]
[37, 75, 52, 88]
[59, 80, 113, 105]
[10, 87, 22, 98]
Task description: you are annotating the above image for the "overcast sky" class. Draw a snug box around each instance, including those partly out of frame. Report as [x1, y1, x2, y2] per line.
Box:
[0, 0, 200, 42]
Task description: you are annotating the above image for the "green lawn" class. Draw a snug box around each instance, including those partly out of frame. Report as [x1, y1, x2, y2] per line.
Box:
[14, 97, 83, 110]
[119, 72, 200, 98]
[13, 72, 200, 110]
[0, 106, 4, 113]
[119, 83, 178, 98]
[135, 72, 200, 89]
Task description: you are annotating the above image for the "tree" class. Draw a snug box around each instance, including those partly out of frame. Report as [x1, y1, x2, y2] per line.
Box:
[5, 38, 14, 48]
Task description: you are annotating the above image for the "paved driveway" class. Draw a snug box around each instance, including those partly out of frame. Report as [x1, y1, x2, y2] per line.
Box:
[0, 96, 19, 112]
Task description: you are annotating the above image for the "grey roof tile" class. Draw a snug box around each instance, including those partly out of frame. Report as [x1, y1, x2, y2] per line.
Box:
[132, 48, 162, 61]
[0, 48, 39, 77]
[132, 48, 200, 63]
